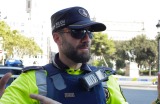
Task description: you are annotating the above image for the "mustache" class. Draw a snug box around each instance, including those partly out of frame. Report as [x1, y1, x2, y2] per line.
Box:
[77, 42, 90, 48]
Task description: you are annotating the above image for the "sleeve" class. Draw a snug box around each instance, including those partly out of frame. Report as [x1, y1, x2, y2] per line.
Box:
[106, 75, 129, 104]
[0, 70, 40, 104]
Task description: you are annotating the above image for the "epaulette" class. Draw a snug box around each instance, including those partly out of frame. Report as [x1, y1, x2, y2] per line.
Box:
[97, 66, 116, 75]
[22, 66, 43, 73]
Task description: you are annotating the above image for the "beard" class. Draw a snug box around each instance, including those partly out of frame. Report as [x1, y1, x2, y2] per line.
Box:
[61, 39, 91, 63]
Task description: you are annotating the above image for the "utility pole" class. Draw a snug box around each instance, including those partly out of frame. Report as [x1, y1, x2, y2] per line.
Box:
[156, 20, 160, 72]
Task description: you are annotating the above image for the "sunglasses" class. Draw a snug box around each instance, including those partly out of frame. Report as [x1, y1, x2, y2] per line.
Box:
[58, 29, 93, 39]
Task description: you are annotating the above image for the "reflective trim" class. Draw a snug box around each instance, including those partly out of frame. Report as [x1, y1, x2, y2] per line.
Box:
[51, 73, 66, 90]
[36, 70, 47, 96]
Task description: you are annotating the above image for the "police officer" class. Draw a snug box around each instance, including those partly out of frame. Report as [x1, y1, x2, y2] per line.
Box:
[0, 6, 154, 104]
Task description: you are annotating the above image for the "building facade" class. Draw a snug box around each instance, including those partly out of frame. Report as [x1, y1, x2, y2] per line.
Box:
[0, 0, 52, 66]
[103, 21, 145, 40]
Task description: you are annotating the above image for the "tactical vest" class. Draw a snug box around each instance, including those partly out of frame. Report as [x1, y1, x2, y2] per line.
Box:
[23, 63, 107, 104]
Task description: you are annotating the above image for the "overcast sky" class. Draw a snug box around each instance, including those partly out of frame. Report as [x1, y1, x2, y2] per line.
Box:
[1, 0, 160, 39]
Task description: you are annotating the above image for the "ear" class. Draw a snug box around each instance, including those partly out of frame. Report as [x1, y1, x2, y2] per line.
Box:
[53, 32, 62, 45]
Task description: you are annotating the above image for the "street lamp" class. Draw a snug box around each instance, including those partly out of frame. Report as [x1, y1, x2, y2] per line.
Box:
[156, 20, 160, 72]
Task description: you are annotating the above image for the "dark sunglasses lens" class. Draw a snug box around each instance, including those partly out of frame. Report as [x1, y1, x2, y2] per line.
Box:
[87, 31, 93, 39]
[71, 30, 93, 39]
[71, 30, 85, 39]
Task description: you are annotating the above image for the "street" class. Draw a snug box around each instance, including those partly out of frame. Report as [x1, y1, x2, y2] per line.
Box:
[122, 87, 157, 104]
[116, 75, 158, 104]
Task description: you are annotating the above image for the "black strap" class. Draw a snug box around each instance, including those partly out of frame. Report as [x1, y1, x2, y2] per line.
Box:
[43, 63, 57, 99]
[43, 63, 59, 77]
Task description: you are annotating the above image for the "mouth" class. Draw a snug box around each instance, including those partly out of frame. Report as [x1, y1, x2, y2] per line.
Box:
[78, 44, 89, 49]
[78, 44, 90, 52]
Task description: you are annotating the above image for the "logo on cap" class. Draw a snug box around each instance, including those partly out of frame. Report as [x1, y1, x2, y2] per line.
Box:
[78, 9, 89, 18]
[52, 20, 66, 31]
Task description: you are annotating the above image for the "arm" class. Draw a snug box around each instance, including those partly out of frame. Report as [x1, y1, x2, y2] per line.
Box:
[0, 72, 61, 104]
[106, 75, 129, 104]
[0, 70, 39, 104]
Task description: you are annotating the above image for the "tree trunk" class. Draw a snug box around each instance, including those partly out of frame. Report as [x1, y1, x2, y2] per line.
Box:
[149, 64, 151, 76]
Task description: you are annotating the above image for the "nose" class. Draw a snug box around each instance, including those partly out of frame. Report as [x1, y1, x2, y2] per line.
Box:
[81, 33, 91, 42]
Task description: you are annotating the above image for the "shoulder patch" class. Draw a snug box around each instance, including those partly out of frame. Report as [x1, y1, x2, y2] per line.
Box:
[22, 66, 43, 73]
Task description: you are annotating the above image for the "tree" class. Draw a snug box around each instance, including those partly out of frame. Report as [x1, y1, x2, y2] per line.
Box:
[0, 21, 42, 59]
[11, 30, 42, 58]
[91, 32, 116, 67]
[130, 35, 157, 76]
[114, 40, 132, 69]
[114, 34, 157, 74]
[114, 40, 132, 60]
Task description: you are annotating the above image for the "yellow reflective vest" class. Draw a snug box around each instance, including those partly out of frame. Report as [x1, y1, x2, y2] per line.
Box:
[0, 70, 128, 104]
[106, 75, 128, 104]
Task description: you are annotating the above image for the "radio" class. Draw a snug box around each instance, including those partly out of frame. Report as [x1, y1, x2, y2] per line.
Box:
[79, 67, 115, 91]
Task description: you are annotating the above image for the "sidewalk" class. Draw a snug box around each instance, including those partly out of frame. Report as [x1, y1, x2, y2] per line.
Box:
[114, 75, 157, 89]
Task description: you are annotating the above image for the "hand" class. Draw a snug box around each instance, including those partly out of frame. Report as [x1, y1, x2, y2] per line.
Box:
[0, 72, 12, 97]
[158, 72, 160, 99]
[30, 94, 62, 104]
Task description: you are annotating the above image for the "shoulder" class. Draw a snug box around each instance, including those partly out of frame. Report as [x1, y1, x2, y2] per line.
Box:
[22, 66, 43, 73]
[89, 65, 116, 74]
[98, 66, 116, 74]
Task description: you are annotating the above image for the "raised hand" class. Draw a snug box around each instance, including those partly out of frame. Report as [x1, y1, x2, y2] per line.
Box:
[0, 72, 12, 97]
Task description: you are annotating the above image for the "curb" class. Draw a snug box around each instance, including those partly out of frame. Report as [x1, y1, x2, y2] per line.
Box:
[114, 75, 157, 84]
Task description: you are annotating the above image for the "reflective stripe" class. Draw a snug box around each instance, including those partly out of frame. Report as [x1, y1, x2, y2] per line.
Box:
[50, 73, 66, 90]
[35, 70, 47, 96]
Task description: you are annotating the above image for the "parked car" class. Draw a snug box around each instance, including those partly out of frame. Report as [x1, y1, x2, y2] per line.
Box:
[0, 66, 23, 86]
[4, 59, 24, 67]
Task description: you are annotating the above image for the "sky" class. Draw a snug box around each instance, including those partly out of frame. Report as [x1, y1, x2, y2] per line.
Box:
[0, 0, 160, 39]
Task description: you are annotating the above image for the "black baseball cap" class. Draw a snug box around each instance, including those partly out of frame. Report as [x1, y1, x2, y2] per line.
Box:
[51, 6, 106, 33]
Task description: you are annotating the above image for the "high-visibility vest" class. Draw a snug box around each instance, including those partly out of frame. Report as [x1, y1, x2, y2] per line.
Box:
[23, 63, 107, 104]
[32, 63, 128, 104]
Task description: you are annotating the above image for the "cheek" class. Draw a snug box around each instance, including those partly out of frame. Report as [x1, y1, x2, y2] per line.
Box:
[57, 37, 64, 46]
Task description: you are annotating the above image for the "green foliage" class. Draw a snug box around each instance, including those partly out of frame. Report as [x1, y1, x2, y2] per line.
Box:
[116, 69, 125, 75]
[114, 40, 131, 60]
[90, 30, 157, 75]
[91, 32, 116, 68]
[91, 32, 116, 56]
[107, 61, 113, 68]
[113, 34, 157, 75]
[92, 59, 113, 68]
[116, 59, 126, 69]
[92, 60, 105, 66]
[130, 35, 157, 76]
[139, 69, 158, 76]
[0, 21, 42, 58]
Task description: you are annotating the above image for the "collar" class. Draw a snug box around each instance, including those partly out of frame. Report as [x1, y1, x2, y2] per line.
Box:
[54, 53, 92, 72]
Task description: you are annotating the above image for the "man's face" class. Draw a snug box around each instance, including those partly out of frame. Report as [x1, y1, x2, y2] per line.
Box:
[59, 28, 92, 63]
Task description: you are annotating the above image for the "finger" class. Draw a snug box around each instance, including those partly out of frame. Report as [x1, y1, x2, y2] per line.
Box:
[30, 94, 62, 104]
[0, 72, 12, 88]
[30, 94, 46, 101]
[0, 72, 12, 97]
